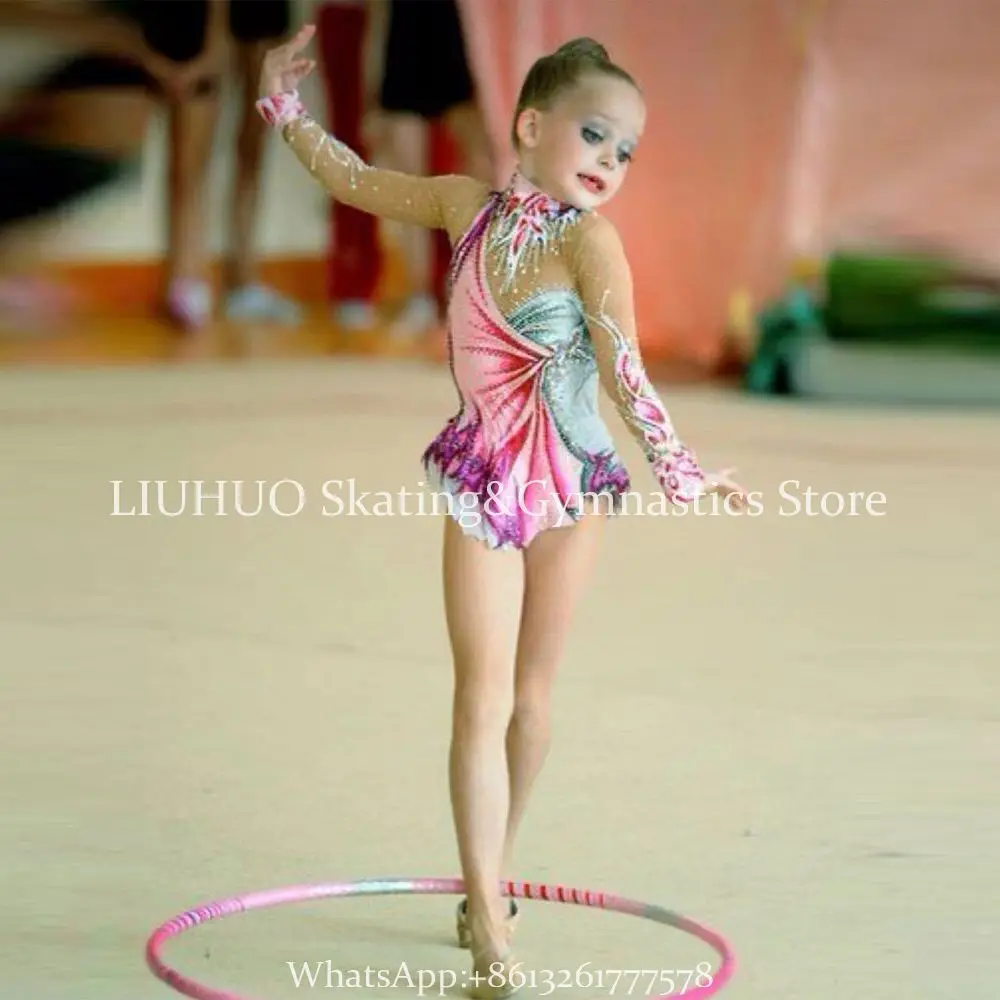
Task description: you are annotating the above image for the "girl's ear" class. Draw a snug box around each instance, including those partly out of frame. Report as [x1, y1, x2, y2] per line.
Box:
[515, 108, 541, 148]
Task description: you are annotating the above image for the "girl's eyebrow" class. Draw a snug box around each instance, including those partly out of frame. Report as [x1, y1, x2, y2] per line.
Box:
[587, 113, 638, 145]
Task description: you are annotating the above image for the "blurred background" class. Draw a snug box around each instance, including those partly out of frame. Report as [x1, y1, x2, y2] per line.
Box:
[0, 0, 997, 404]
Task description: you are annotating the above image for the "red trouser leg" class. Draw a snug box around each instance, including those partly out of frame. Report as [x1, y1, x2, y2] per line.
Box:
[316, 2, 380, 303]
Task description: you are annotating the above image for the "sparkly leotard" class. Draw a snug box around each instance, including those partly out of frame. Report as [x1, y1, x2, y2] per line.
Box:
[258, 91, 708, 550]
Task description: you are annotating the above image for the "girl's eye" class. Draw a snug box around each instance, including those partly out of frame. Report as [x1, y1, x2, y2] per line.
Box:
[582, 127, 602, 144]
[618, 149, 633, 164]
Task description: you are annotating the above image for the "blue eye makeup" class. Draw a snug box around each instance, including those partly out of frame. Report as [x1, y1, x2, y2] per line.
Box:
[581, 122, 636, 164]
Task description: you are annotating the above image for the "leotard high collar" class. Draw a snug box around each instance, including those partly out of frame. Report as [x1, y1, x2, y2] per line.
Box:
[498, 170, 586, 223]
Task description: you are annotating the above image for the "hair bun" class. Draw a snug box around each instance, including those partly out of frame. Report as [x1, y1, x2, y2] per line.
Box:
[553, 37, 610, 63]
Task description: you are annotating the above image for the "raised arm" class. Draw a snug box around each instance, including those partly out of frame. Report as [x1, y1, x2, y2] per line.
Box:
[571, 215, 710, 505]
[256, 24, 488, 234]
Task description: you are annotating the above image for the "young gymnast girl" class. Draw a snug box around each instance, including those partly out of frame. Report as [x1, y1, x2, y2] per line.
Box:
[256, 24, 747, 998]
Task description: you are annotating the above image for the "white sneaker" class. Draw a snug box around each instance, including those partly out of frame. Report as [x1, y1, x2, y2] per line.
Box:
[224, 284, 302, 325]
[334, 299, 378, 331]
[389, 293, 438, 340]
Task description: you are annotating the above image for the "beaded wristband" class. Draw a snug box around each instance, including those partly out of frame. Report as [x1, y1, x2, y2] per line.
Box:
[256, 90, 307, 127]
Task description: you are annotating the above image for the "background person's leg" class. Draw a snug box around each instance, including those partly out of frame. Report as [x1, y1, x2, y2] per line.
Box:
[442, 99, 494, 187]
[223, 0, 302, 324]
[374, 0, 461, 341]
[0, 56, 154, 332]
[144, 1, 226, 332]
[163, 84, 220, 331]
[0, 139, 122, 332]
[374, 111, 436, 339]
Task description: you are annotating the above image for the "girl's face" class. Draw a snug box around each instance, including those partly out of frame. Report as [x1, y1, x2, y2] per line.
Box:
[516, 73, 645, 211]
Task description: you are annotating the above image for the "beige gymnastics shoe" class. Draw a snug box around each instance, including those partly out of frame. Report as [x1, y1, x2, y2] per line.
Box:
[467, 945, 522, 999]
[456, 898, 520, 949]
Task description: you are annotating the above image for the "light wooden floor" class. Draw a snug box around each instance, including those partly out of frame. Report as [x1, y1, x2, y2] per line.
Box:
[2, 333, 997, 1000]
[0, 308, 723, 382]
[0, 309, 447, 366]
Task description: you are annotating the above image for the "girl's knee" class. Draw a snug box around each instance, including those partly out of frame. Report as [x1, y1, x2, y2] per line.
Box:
[511, 683, 552, 730]
[453, 675, 512, 730]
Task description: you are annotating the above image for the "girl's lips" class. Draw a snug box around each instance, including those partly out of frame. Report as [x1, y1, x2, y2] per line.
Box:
[577, 173, 606, 194]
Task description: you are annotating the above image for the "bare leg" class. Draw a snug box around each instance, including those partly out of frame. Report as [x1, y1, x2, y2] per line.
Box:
[223, 39, 301, 323]
[503, 511, 606, 877]
[163, 83, 220, 330]
[0, 86, 152, 330]
[227, 40, 267, 290]
[442, 515, 523, 990]
[442, 99, 495, 185]
[373, 110, 437, 337]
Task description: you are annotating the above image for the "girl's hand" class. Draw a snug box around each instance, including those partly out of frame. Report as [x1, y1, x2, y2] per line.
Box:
[259, 23, 317, 96]
[704, 468, 751, 512]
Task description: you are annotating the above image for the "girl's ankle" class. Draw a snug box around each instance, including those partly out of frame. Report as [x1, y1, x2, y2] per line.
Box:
[466, 901, 506, 934]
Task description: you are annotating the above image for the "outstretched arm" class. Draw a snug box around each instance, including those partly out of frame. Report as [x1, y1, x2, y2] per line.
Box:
[572, 215, 721, 505]
[256, 24, 488, 234]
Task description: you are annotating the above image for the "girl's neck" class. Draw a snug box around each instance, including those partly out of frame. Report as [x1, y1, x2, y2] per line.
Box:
[514, 162, 550, 195]
[510, 163, 575, 212]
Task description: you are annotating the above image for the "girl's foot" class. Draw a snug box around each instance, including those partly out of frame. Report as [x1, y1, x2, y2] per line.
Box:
[466, 911, 520, 1000]
[456, 898, 519, 949]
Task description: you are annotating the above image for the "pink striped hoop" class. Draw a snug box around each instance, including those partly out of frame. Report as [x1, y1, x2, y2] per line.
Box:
[146, 876, 735, 1000]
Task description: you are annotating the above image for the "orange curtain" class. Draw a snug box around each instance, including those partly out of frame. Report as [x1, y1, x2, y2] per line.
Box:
[800, 0, 1000, 271]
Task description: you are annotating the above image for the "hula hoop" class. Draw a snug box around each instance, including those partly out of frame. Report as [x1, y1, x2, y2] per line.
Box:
[146, 877, 734, 1000]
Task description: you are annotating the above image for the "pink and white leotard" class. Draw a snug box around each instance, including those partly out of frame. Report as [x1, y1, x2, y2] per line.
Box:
[258, 90, 707, 550]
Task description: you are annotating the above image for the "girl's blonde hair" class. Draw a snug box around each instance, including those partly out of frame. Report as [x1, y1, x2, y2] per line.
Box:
[510, 37, 638, 148]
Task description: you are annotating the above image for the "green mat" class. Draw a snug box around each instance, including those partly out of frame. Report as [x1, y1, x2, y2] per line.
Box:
[825, 251, 1000, 349]
[745, 249, 1000, 402]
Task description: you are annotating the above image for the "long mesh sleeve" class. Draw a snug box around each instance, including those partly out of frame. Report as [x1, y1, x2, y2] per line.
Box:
[257, 90, 487, 233]
[571, 215, 708, 504]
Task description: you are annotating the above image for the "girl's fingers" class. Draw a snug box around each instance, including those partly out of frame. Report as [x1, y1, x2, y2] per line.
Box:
[286, 23, 316, 54]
